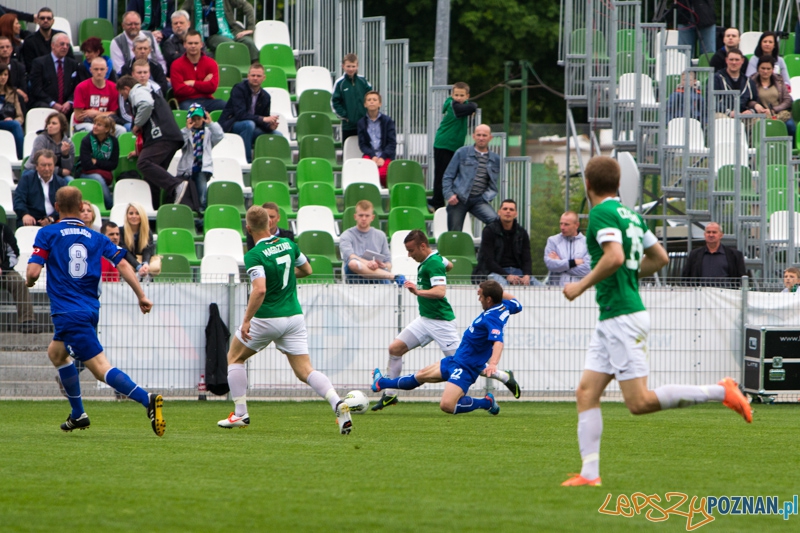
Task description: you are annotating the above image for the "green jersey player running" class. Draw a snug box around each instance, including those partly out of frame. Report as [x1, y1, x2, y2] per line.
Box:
[372, 229, 520, 411]
[560, 156, 751, 487]
[218, 205, 353, 434]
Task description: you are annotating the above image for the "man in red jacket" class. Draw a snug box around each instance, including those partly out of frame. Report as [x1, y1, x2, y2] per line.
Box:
[170, 29, 226, 111]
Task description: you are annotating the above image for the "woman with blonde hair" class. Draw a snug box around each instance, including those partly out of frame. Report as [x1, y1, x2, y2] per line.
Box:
[119, 202, 160, 278]
[79, 114, 119, 209]
[78, 200, 98, 230]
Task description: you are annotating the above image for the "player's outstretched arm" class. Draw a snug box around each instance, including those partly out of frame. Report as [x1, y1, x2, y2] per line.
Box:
[26, 263, 43, 288]
[638, 242, 669, 279]
[117, 259, 153, 313]
[563, 241, 624, 301]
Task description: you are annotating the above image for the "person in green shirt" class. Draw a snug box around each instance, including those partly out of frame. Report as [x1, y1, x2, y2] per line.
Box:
[560, 156, 752, 488]
[331, 53, 373, 143]
[372, 230, 520, 411]
[217, 205, 353, 435]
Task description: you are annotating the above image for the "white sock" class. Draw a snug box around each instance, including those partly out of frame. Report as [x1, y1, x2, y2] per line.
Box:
[307, 370, 340, 410]
[385, 355, 404, 397]
[654, 384, 725, 410]
[227, 363, 248, 417]
[578, 408, 602, 480]
[489, 370, 510, 383]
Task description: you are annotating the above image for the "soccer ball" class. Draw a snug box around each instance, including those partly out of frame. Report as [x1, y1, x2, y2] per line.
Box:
[344, 390, 370, 414]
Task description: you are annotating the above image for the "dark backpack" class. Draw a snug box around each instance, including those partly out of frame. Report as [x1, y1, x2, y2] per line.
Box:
[205, 303, 230, 396]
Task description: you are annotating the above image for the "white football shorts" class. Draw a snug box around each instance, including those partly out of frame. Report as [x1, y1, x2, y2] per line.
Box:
[236, 315, 309, 355]
[584, 310, 650, 381]
[397, 316, 460, 355]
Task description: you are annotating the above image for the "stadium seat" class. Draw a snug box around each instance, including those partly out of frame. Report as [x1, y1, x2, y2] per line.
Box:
[204, 204, 245, 240]
[0, 131, 21, 168]
[254, 134, 295, 170]
[264, 88, 296, 125]
[697, 52, 714, 68]
[768, 210, 800, 243]
[71, 131, 88, 156]
[71, 178, 109, 215]
[341, 206, 382, 231]
[296, 205, 339, 242]
[15, 226, 40, 252]
[254, 20, 292, 50]
[390, 255, 419, 278]
[297, 89, 340, 123]
[250, 157, 289, 188]
[113, 179, 156, 216]
[209, 110, 223, 122]
[341, 159, 383, 192]
[212, 134, 251, 172]
[299, 136, 340, 171]
[215, 42, 251, 77]
[785, 55, 800, 78]
[296, 157, 335, 189]
[0, 155, 16, 191]
[213, 87, 232, 102]
[767, 188, 788, 217]
[295, 231, 341, 267]
[204, 228, 245, 265]
[200, 254, 240, 283]
[388, 207, 427, 234]
[432, 207, 472, 240]
[298, 182, 341, 218]
[343, 135, 363, 161]
[206, 181, 246, 216]
[386, 159, 425, 190]
[25, 108, 54, 136]
[172, 109, 188, 126]
[114, 133, 140, 179]
[218, 64, 243, 87]
[390, 183, 429, 214]
[295, 112, 334, 144]
[299, 255, 336, 284]
[344, 183, 386, 216]
[437, 231, 476, 265]
[79, 18, 115, 43]
[714, 165, 752, 193]
[447, 255, 475, 284]
[261, 66, 289, 91]
[666, 117, 708, 154]
[0, 178, 11, 221]
[389, 230, 411, 259]
[156, 204, 201, 241]
[155, 254, 193, 282]
[252, 181, 294, 215]
[296, 66, 333, 95]
[157, 228, 201, 266]
[259, 44, 297, 79]
[766, 165, 788, 190]
[739, 31, 761, 55]
[618, 73, 658, 109]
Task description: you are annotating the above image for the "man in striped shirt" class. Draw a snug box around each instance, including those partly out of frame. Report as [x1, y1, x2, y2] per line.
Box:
[442, 124, 501, 231]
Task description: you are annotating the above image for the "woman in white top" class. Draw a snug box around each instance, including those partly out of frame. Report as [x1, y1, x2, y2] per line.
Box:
[745, 31, 791, 89]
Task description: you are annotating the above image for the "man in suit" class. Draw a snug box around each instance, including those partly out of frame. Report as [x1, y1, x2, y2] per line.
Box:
[28, 33, 78, 115]
[13, 149, 67, 228]
[21, 7, 75, 72]
[245, 202, 294, 250]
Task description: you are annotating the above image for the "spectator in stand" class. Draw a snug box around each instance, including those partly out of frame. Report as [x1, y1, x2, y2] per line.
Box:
[120, 34, 169, 92]
[782, 267, 800, 293]
[0, 4, 36, 27]
[73, 58, 126, 139]
[219, 62, 280, 163]
[117, 74, 197, 210]
[76, 38, 116, 84]
[675, 0, 716, 56]
[709, 28, 749, 73]
[332, 54, 372, 142]
[357, 91, 396, 188]
[749, 56, 795, 138]
[0, 218, 38, 332]
[430, 82, 477, 211]
[177, 103, 223, 209]
[245, 201, 294, 250]
[24, 112, 74, 178]
[171, 29, 225, 111]
[442, 124, 500, 231]
[119, 202, 159, 279]
[340, 200, 395, 284]
[0, 63, 24, 159]
[0, 13, 23, 61]
[14, 149, 67, 227]
[712, 48, 757, 117]
[111, 11, 167, 76]
[117, 59, 163, 131]
[544, 211, 591, 286]
[0, 36, 27, 109]
[474, 199, 539, 286]
[745, 32, 791, 90]
[78, 200, 97, 230]
[161, 10, 200, 75]
[181, 0, 258, 62]
[100, 221, 122, 282]
[28, 33, 78, 114]
[79, 115, 120, 210]
[681, 222, 747, 287]
[21, 7, 75, 72]
[665, 70, 706, 124]
[127, 0, 176, 42]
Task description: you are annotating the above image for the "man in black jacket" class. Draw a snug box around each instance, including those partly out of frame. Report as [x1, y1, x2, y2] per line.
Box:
[219, 63, 280, 163]
[0, 220, 37, 332]
[28, 33, 79, 114]
[681, 222, 747, 287]
[245, 202, 294, 250]
[474, 199, 540, 286]
[709, 28, 749, 72]
[13, 150, 67, 228]
[712, 48, 757, 116]
[21, 7, 75, 72]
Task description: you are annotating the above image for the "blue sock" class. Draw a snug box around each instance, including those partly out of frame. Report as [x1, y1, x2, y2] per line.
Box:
[58, 362, 84, 419]
[453, 396, 491, 414]
[379, 374, 420, 391]
[105, 367, 150, 407]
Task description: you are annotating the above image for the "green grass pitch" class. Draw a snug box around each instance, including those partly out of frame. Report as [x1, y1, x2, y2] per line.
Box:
[1, 400, 797, 532]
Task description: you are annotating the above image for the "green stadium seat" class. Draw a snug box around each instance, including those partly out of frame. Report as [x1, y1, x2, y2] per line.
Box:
[276, 206, 290, 229]
[714, 165, 752, 193]
[296, 157, 334, 189]
[767, 188, 787, 217]
[252, 181, 294, 216]
[261, 66, 289, 91]
[766, 164, 788, 190]
[344, 183, 386, 217]
[388, 207, 426, 234]
[156, 204, 201, 241]
[213, 87, 232, 101]
[114, 132, 140, 179]
[447, 255, 476, 284]
[215, 42, 251, 77]
[157, 228, 200, 266]
[295, 112, 334, 144]
[209, 110, 223, 122]
[783, 34, 796, 57]
[437, 231, 476, 265]
[254, 134, 295, 170]
[173, 109, 188, 126]
[80, 18, 115, 43]
[765, 119, 788, 138]
[697, 52, 714, 67]
[785, 54, 800, 78]
[207, 181, 246, 215]
[386, 159, 425, 190]
[298, 136, 340, 171]
[71, 131, 88, 155]
[341, 206, 381, 231]
[297, 89, 340, 123]
[298, 255, 336, 284]
[218, 65, 242, 88]
[259, 44, 297, 79]
[390, 183, 431, 219]
[298, 182, 341, 218]
[250, 157, 290, 188]
[71, 178, 109, 215]
[295, 231, 341, 267]
[204, 204, 245, 240]
[154, 254, 193, 282]
[101, 39, 112, 57]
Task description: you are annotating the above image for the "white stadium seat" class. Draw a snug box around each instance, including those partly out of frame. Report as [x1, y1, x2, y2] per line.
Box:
[296, 205, 339, 243]
[342, 135, 363, 161]
[296, 66, 333, 96]
[212, 133, 251, 172]
[341, 158, 384, 193]
[112, 179, 156, 217]
[254, 20, 292, 50]
[204, 229, 245, 265]
[264, 88, 296, 124]
[25, 108, 54, 136]
[200, 254, 241, 283]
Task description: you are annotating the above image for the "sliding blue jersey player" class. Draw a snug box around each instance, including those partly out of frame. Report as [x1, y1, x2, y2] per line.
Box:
[26, 184, 166, 436]
[372, 280, 521, 415]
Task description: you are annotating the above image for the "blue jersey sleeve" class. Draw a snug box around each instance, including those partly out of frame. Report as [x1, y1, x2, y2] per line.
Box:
[503, 299, 523, 315]
[100, 234, 126, 266]
[29, 227, 53, 266]
[485, 315, 505, 343]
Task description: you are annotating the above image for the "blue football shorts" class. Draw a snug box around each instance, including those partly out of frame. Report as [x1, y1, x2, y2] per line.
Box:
[52, 311, 104, 362]
[439, 356, 482, 394]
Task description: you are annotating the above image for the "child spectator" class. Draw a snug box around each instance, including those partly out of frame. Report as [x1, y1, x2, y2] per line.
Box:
[177, 103, 224, 210]
[782, 267, 800, 293]
[356, 91, 396, 188]
[79, 115, 120, 209]
[430, 82, 477, 210]
[332, 53, 372, 142]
